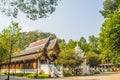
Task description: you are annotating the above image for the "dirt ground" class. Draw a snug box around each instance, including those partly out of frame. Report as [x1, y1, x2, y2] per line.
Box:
[0, 72, 120, 80]
[43, 72, 120, 80]
[55, 72, 120, 80]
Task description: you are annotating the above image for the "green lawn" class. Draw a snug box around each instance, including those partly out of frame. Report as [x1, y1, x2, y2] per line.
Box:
[0, 72, 49, 79]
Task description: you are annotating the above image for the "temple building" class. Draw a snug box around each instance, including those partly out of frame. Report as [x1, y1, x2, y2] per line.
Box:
[0, 37, 63, 77]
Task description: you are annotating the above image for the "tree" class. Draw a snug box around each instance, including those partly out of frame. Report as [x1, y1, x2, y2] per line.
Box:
[78, 37, 89, 52]
[58, 49, 83, 69]
[99, 0, 120, 64]
[79, 37, 86, 44]
[0, 40, 8, 62]
[100, 0, 120, 18]
[98, 11, 120, 64]
[0, 40, 8, 72]
[59, 39, 66, 50]
[86, 51, 101, 67]
[88, 35, 99, 54]
[0, 22, 21, 62]
[20, 30, 56, 50]
[66, 39, 76, 49]
[0, 0, 59, 20]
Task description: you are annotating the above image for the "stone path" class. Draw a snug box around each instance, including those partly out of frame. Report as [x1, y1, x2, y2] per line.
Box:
[0, 72, 120, 80]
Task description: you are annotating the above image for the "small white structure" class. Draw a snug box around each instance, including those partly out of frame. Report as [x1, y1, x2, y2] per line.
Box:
[75, 42, 90, 75]
[50, 64, 63, 77]
[40, 62, 63, 77]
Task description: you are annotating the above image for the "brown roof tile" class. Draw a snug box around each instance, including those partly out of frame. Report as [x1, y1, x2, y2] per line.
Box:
[12, 53, 42, 62]
[13, 37, 49, 57]
[28, 37, 49, 48]
[47, 39, 57, 50]
[12, 37, 60, 61]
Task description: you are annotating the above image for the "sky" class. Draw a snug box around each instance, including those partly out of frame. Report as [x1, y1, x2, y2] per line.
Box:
[0, 0, 104, 42]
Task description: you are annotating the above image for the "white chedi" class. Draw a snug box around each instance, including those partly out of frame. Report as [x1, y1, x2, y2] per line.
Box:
[75, 42, 84, 58]
[75, 42, 90, 75]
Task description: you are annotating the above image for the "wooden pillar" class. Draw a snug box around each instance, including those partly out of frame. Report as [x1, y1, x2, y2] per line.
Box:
[23, 60, 26, 75]
[35, 58, 39, 78]
[15, 62, 16, 74]
[0, 63, 1, 73]
[38, 59, 40, 71]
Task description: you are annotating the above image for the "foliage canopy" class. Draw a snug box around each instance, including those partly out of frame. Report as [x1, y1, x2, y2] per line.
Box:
[0, 0, 59, 20]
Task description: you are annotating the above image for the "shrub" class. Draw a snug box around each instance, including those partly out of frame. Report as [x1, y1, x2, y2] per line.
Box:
[94, 71, 100, 74]
[26, 74, 49, 78]
[63, 72, 76, 77]
[26, 74, 35, 78]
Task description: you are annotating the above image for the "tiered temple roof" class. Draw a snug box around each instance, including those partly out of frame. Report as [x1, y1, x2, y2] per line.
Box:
[12, 37, 60, 62]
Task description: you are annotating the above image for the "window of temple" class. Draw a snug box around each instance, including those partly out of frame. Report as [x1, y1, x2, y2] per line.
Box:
[24, 61, 27, 69]
[4, 64, 6, 69]
[20, 62, 23, 69]
[10, 64, 12, 69]
[15, 62, 16, 69]
[3, 64, 4, 69]
[16, 62, 18, 69]
[6, 64, 8, 69]
[18, 62, 21, 69]
[13, 63, 15, 69]
[31, 63, 33, 69]
[12, 63, 13, 69]
[33, 62, 36, 69]
[3, 65, 5, 69]
[2, 64, 3, 69]
[29, 60, 34, 69]
[6, 64, 7, 69]
[28, 62, 31, 69]
[1, 65, 3, 69]
[0, 65, 1, 69]
[2, 64, 4, 69]
[19, 63, 20, 67]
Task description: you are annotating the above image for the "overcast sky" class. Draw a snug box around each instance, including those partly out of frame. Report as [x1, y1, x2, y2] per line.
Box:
[0, 0, 104, 42]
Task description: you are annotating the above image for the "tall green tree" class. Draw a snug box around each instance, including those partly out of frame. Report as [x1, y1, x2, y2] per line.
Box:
[78, 37, 89, 52]
[59, 39, 66, 50]
[0, 38, 8, 62]
[0, 22, 21, 62]
[66, 39, 76, 49]
[88, 35, 99, 54]
[99, 0, 120, 64]
[100, 0, 120, 18]
[98, 11, 120, 64]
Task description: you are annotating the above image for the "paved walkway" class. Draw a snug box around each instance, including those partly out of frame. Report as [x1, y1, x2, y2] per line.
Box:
[0, 72, 120, 80]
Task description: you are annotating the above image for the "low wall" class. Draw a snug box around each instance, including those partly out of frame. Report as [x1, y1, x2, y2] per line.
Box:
[0, 69, 36, 73]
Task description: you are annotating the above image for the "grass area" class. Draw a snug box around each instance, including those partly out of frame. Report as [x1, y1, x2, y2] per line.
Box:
[26, 74, 49, 78]
[0, 72, 5, 75]
[0, 72, 49, 79]
[11, 73, 49, 79]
